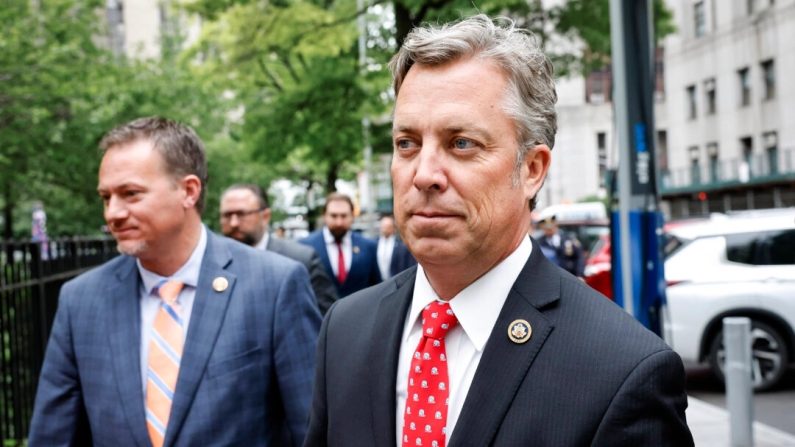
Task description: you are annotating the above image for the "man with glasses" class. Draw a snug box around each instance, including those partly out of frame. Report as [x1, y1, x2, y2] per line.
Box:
[220, 184, 338, 314]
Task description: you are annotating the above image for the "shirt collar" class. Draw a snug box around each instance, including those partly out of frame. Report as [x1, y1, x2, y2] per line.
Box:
[407, 237, 533, 351]
[137, 225, 208, 295]
[255, 231, 269, 251]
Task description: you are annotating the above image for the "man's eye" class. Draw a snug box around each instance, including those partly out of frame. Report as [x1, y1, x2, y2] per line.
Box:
[395, 139, 417, 150]
[452, 138, 476, 150]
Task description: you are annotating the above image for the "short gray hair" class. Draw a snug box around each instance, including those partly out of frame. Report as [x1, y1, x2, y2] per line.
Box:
[389, 14, 558, 156]
[99, 116, 209, 213]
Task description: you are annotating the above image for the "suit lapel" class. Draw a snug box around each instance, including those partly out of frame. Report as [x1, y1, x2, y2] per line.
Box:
[107, 257, 149, 447]
[448, 242, 561, 447]
[163, 233, 237, 446]
[369, 269, 416, 447]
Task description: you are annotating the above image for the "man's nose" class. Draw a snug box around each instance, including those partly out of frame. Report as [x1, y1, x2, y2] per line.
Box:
[104, 196, 128, 222]
[413, 146, 448, 192]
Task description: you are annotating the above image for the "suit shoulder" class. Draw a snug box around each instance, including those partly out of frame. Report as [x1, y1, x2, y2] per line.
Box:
[557, 275, 670, 355]
[270, 238, 315, 265]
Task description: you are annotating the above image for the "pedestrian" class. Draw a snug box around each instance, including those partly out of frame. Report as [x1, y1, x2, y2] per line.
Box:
[305, 15, 693, 447]
[375, 214, 417, 280]
[29, 117, 321, 446]
[536, 214, 585, 278]
[300, 192, 381, 297]
[220, 183, 338, 314]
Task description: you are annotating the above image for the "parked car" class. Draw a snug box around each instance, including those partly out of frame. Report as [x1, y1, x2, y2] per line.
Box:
[663, 209, 795, 391]
[582, 209, 795, 390]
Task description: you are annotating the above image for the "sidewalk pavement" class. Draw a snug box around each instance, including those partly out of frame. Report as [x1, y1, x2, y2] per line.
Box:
[688, 396, 795, 446]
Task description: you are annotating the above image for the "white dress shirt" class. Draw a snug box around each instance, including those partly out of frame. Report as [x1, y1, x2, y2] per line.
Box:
[395, 236, 533, 446]
[377, 235, 396, 280]
[138, 225, 207, 393]
[323, 227, 352, 277]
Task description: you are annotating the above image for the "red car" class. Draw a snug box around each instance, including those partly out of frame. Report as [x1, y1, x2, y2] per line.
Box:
[584, 234, 613, 299]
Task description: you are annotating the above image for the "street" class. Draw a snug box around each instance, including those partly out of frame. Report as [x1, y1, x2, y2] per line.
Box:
[687, 364, 795, 435]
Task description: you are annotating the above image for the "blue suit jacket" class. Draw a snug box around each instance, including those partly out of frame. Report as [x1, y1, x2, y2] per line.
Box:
[388, 237, 417, 278]
[29, 231, 321, 447]
[301, 230, 381, 298]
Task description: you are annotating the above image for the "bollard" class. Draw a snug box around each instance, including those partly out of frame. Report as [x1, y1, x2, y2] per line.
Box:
[724, 317, 754, 447]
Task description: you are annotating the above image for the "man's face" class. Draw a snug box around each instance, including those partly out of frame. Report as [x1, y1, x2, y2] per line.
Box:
[391, 57, 550, 270]
[541, 221, 558, 237]
[324, 199, 353, 241]
[380, 216, 396, 238]
[98, 139, 191, 262]
[220, 188, 269, 246]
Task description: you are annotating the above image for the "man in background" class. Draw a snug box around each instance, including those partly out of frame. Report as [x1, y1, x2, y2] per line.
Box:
[375, 214, 416, 280]
[29, 117, 320, 447]
[537, 215, 585, 278]
[301, 192, 381, 297]
[220, 183, 338, 314]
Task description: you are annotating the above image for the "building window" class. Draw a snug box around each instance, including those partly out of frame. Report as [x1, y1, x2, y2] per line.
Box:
[739, 136, 753, 180]
[686, 85, 697, 119]
[694, 1, 706, 37]
[738, 67, 751, 107]
[704, 78, 716, 115]
[707, 142, 720, 182]
[586, 66, 612, 104]
[764, 131, 778, 175]
[597, 132, 608, 187]
[761, 59, 775, 100]
[748, 0, 756, 14]
[654, 47, 666, 100]
[689, 146, 701, 184]
[657, 130, 669, 171]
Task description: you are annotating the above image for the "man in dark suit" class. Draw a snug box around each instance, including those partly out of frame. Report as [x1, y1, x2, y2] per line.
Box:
[300, 193, 381, 298]
[29, 117, 321, 447]
[375, 214, 416, 280]
[305, 15, 693, 447]
[220, 183, 338, 314]
[537, 215, 585, 278]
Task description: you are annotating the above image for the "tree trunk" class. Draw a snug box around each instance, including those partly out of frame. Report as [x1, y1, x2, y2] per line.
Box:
[394, 1, 413, 49]
[3, 182, 13, 239]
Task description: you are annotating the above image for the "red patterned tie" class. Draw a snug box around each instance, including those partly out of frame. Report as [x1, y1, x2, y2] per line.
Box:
[402, 301, 458, 447]
[336, 242, 347, 284]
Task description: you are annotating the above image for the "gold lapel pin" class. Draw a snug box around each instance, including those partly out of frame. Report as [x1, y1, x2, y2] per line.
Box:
[507, 319, 532, 344]
[212, 277, 229, 292]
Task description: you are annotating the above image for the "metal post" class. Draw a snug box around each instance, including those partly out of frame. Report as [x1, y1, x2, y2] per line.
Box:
[724, 317, 754, 447]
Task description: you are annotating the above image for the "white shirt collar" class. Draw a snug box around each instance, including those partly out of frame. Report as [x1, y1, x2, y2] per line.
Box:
[407, 237, 533, 351]
[137, 225, 208, 295]
[255, 231, 270, 251]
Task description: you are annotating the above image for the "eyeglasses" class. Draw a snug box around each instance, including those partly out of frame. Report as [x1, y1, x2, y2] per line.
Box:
[220, 208, 263, 221]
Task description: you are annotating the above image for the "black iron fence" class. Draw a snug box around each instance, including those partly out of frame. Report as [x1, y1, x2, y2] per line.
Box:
[1, 237, 117, 443]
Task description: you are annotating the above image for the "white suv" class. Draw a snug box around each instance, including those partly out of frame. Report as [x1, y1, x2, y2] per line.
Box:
[662, 209, 795, 391]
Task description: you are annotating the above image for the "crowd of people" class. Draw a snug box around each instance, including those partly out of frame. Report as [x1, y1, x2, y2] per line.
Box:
[28, 14, 693, 447]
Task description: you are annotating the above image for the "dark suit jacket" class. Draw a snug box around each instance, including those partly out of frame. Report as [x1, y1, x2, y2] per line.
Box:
[267, 235, 338, 315]
[376, 236, 417, 278]
[300, 230, 381, 298]
[29, 231, 322, 447]
[305, 239, 693, 446]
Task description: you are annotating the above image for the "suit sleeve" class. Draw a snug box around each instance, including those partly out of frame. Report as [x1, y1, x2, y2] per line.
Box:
[591, 349, 694, 446]
[307, 250, 338, 316]
[28, 284, 92, 447]
[273, 264, 323, 447]
[303, 301, 335, 447]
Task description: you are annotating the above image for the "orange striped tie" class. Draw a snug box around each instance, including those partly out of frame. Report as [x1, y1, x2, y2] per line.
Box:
[145, 280, 184, 447]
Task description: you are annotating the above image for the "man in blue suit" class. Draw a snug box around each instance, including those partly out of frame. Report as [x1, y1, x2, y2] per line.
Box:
[301, 193, 381, 298]
[375, 214, 416, 280]
[28, 117, 321, 447]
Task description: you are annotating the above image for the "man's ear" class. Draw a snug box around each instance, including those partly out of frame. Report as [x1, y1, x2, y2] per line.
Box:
[522, 144, 552, 201]
[181, 175, 202, 209]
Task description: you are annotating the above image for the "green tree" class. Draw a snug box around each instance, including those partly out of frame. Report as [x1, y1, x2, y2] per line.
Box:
[1, 0, 229, 237]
